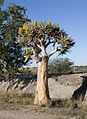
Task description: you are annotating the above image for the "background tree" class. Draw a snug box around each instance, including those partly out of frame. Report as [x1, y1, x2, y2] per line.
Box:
[0, 0, 4, 7]
[49, 58, 74, 76]
[0, 41, 24, 72]
[0, 2, 30, 72]
[18, 21, 75, 105]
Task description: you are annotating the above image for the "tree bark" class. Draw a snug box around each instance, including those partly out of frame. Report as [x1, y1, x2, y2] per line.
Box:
[34, 57, 50, 105]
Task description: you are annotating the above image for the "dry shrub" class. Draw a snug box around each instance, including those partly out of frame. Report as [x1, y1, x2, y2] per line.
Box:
[46, 99, 79, 108]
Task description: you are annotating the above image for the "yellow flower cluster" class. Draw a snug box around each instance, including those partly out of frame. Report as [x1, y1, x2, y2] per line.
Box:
[32, 21, 37, 27]
[18, 36, 21, 44]
[23, 23, 29, 34]
[18, 27, 23, 34]
[26, 47, 29, 55]
[18, 23, 29, 34]
[47, 21, 51, 26]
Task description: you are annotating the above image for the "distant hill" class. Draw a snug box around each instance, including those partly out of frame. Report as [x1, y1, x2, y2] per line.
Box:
[2, 66, 87, 75]
[72, 66, 87, 73]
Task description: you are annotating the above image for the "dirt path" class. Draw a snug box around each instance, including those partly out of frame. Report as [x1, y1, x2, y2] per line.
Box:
[0, 105, 85, 119]
[0, 110, 59, 119]
[0, 108, 66, 119]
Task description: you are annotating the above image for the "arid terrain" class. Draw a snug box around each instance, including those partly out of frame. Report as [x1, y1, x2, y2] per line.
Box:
[0, 73, 87, 119]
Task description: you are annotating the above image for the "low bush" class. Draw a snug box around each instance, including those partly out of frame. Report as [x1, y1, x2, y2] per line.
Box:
[46, 99, 79, 109]
[48, 58, 74, 76]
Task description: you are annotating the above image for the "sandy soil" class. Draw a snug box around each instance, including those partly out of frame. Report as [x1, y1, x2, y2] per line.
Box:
[0, 105, 82, 119]
[0, 104, 64, 119]
[0, 110, 59, 119]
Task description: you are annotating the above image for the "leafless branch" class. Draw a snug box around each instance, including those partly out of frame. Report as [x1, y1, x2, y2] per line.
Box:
[48, 46, 59, 58]
[36, 44, 42, 50]
[24, 55, 30, 63]
[31, 47, 40, 63]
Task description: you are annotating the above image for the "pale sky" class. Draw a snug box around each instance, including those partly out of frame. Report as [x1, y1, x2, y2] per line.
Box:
[4, 0, 87, 66]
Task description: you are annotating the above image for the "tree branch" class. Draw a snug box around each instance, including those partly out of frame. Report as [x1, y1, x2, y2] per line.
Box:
[36, 44, 42, 50]
[31, 47, 40, 63]
[24, 55, 30, 63]
[37, 38, 48, 57]
[45, 41, 55, 48]
[48, 46, 59, 58]
[24, 45, 41, 63]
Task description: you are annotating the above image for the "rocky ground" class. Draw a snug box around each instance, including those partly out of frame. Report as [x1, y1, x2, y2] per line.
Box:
[0, 73, 87, 119]
[0, 73, 87, 99]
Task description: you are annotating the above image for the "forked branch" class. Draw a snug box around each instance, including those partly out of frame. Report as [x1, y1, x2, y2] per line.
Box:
[48, 46, 59, 57]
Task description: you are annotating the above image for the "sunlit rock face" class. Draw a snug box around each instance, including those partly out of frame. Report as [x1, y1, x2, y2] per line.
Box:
[0, 73, 87, 100]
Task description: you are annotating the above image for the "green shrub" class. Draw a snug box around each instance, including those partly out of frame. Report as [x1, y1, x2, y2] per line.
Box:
[48, 58, 74, 76]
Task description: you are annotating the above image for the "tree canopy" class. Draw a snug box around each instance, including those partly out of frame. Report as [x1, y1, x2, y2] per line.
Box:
[49, 58, 74, 75]
[0, 2, 30, 72]
[18, 21, 75, 63]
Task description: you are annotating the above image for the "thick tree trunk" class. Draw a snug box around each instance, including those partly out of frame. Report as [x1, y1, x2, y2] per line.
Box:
[34, 58, 50, 105]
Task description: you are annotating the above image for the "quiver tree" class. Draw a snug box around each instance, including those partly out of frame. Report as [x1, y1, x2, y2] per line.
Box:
[18, 21, 75, 105]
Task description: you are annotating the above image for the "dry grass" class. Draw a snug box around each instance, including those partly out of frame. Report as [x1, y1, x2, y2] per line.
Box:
[46, 98, 79, 108]
[0, 91, 34, 106]
[45, 99, 87, 119]
[0, 92, 87, 119]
